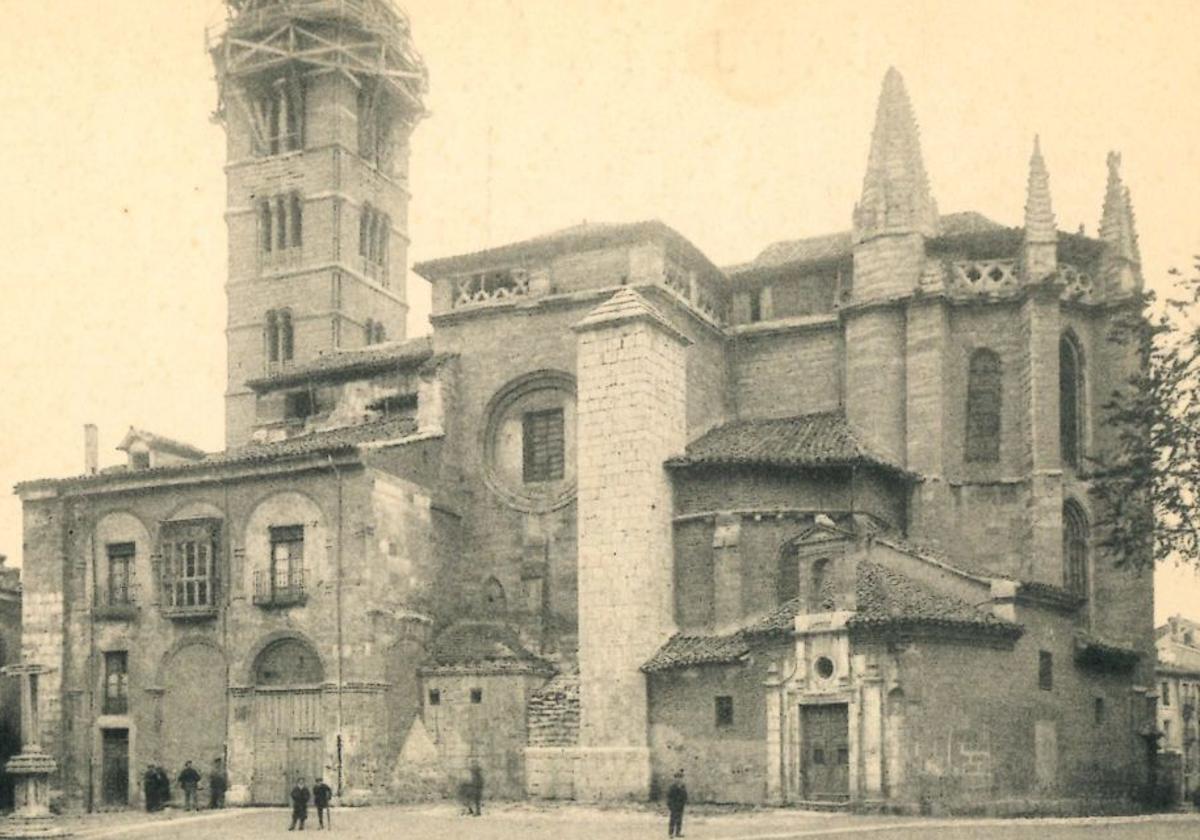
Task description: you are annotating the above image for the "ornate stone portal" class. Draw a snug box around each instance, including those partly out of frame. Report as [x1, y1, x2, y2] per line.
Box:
[0, 665, 70, 838]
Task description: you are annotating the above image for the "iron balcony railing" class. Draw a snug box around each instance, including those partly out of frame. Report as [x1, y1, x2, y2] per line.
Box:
[94, 571, 140, 621]
[253, 568, 307, 607]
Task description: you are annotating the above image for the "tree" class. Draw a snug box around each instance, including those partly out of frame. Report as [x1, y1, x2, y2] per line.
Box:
[1090, 258, 1200, 571]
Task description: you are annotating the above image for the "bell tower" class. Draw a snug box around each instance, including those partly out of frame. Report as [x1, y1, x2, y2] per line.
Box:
[209, 0, 428, 446]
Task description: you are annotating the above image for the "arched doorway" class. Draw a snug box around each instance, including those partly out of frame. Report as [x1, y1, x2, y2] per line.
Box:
[250, 637, 325, 804]
[161, 642, 227, 780]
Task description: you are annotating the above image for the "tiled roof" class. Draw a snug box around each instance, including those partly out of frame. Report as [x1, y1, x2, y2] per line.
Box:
[848, 561, 1018, 634]
[643, 559, 1020, 672]
[412, 220, 723, 280]
[1075, 633, 1141, 671]
[665, 412, 910, 476]
[244, 335, 435, 391]
[15, 416, 420, 493]
[749, 212, 1002, 271]
[641, 633, 751, 673]
[420, 621, 556, 675]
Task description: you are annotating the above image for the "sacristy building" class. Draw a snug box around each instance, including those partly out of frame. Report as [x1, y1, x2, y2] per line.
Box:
[16, 0, 1156, 813]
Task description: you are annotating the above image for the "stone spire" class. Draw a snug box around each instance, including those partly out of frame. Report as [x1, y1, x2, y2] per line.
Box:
[1022, 135, 1057, 281]
[1098, 151, 1143, 294]
[852, 67, 939, 243]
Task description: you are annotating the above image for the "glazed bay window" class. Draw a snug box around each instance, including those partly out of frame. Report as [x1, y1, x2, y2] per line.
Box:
[254, 525, 306, 607]
[522, 408, 564, 483]
[104, 651, 128, 715]
[159, 519, 220, 618]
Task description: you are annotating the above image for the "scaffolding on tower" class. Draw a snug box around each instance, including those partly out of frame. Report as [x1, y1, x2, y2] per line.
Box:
[208, 0, 428, 139]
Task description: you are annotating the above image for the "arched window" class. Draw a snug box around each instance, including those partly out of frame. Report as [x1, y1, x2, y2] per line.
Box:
[279, 310, 294, 362]
[1060, 334, 1083, 468]
[778, 545, 799, 605]
[289, 192, 303, 247]
[260, 199, 273, 253]
[1063, 500, 1089, 598]
[965, 349, 1002, 462]
[254, 638, 323, 687]
[483, 577, 507, 613]
[265, 311, 279, 363]
[808, 558, 831, 612]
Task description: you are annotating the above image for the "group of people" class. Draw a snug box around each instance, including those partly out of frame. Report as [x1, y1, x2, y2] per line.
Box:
[142, 759, 227, 812]
[288, 777, 334, 831]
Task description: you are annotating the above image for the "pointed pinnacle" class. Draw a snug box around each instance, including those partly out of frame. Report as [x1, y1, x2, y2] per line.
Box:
[1024, 135, 1056, 245]
[1099, 151, 1139, 265]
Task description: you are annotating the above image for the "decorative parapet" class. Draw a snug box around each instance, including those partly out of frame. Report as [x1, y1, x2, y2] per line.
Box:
[663, 259, 728, 325]
[451, 268, 530, 309]
[945, 259, 1095, 304]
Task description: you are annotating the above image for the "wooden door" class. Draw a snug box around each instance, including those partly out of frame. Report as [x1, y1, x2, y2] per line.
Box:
[801, 704, 849, 801]
[252, 688, 323, 804]
[101, 729, 130, 807]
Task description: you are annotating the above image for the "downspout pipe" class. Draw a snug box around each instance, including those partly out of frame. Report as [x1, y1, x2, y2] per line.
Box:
[327, 456, 345, 796]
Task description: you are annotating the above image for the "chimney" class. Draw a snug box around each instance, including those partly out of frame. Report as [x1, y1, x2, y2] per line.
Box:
[84, 424, 99, 475]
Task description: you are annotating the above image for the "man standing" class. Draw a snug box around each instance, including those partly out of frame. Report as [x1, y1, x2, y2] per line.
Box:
[142, 764, 159, 811]
[208, 758, 227, 810]
[469, 764, 484, 817]
[666, 770, 688, 838]
[153, 765, 170, 809]
[289, 777, 311, 831]
[312, 777, 333, 830]
[178, 761, 201, 811]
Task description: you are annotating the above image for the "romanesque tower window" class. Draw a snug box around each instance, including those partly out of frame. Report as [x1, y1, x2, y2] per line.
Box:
[357, 82, 394, 172]
[359, 204, 391, 285]
[965, 349, 1002, 462]
[522, 408, 565, 483]
[253, 76, 305, 157]
[265, 309, 295, 366]
[106, 543, 135, 607]
[1063, 500, 1089, 598]
[1060, 334, 1084, 468]
[103, 651, 128, 715]
[259, 192, 303, 264]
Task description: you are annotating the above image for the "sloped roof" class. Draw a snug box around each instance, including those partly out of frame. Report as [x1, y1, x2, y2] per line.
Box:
[665, 412, 910, 477]
[420, 621, 556, 675]
[116, 427, 206, 459]
[15, 416, 420, 493]
[413, 220, 722, 280]
[244, 335, 435, 392]
[643, 559, 1019, 673]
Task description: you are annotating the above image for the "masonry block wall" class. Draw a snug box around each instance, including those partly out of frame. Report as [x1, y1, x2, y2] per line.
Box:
[572, 292, 688, 799]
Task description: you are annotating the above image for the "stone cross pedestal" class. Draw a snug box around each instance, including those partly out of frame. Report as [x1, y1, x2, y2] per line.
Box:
[0, 664, 70, 838]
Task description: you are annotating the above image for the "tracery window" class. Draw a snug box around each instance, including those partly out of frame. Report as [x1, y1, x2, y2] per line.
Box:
[253, 76, 305, 156]
[1060, 334, 1083, 468]
[965, 349, 1002, 462]
[1063, 500, 1089, 598]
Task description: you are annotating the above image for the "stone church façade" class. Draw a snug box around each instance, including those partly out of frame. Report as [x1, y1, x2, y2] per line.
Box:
[15, 0, 1155, 813]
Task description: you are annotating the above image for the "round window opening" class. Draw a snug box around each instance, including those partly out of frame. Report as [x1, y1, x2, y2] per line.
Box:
[483, 371, 577, 513]
[815, 656, 835, 680]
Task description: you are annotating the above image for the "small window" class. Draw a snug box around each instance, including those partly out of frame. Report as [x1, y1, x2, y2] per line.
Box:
[106, 543, 135, 606]
[715, 696, 734, 728]
[522, 409, 565, 483]
[837, 747, 849, 765]
[1038, 650, 1053, 691]
[749, 289, 762, 323]
[1162, 682, 1171, 707]
[428, 688, 441, 706]
[812, 748, 825, 765]
[470, 688, 483, 704]
[1094, 697, 1105, 724]
[815, 656, 835, 680]
[104, 651, 128, 715]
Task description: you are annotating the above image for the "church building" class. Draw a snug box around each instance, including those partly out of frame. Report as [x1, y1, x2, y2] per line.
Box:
[15, 0, 1155, 813]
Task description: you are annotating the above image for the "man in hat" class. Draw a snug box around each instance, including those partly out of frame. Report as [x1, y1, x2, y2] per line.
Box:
[666, 769, 688, 838]
[289, 777, 311, 831]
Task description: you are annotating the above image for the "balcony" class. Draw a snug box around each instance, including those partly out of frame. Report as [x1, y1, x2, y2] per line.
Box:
[94, 577, 140, 622]
[253, 569, 308, 608]
[159, 579, 219, 620]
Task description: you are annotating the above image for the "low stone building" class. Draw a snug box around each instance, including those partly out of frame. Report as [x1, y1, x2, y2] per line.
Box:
[14, 0, 1157, 815]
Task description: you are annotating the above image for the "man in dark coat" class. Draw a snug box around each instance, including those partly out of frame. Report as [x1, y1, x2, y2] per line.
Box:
[289, 777, 311, 831]
[178, 761, 202, 811]
[208, 759, 227, 809]
[666, 770, 688, 838]
[469, 764, 484, 816]
[142, 764, 159, 811]
[153, 766, 170, 808]
[312, 777, 333, 829]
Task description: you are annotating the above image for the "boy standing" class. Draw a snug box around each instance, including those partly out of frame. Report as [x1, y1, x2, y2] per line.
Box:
[313, 778, 333, 830]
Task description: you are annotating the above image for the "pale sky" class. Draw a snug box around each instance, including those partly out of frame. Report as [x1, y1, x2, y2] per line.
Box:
[1, 0, 1198, 623]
